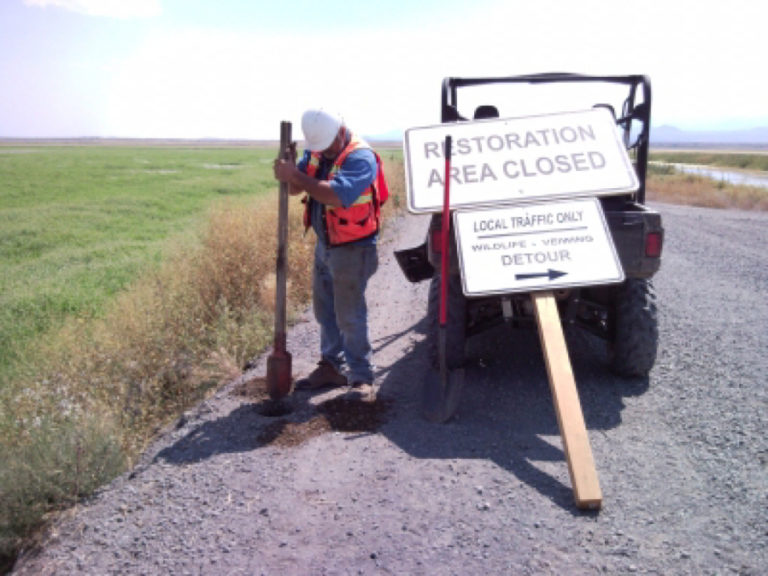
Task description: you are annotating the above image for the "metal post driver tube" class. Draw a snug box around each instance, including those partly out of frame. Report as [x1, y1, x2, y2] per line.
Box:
[266, 121, 293, 399]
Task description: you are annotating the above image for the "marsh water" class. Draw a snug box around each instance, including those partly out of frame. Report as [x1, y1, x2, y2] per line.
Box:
[655, 162, 768, 189]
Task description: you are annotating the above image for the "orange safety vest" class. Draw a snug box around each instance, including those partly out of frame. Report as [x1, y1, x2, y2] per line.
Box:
[304, 136, 385, 246]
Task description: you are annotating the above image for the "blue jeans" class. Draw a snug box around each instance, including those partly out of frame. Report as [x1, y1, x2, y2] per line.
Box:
[313, 241, 378, 383]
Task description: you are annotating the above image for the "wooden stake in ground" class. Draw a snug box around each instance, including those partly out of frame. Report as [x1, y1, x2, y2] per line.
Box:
[532, 291, 602, 510]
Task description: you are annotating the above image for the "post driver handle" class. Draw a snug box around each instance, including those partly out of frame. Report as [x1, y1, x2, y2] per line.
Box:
[274, 120, 292, 352]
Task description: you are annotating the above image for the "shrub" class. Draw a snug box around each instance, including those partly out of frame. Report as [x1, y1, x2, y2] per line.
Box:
[647, 172, 768, 211]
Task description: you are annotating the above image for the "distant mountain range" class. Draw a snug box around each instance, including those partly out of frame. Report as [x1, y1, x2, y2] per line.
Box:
[650, 125, 768, 146]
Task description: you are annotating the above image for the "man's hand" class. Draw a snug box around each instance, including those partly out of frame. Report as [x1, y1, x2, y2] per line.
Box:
[273, 156, 297, 184]
[274, 143, 302, 195]
[273, 148, 342, 206]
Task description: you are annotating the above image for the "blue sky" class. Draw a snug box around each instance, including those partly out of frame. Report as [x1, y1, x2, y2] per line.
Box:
[1, 0, 766, 139]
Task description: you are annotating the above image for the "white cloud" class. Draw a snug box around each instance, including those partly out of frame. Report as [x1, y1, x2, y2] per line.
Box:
[102, 27, 437, 139]
[23, 0, 161, 19]
[105, 29, 293, 138]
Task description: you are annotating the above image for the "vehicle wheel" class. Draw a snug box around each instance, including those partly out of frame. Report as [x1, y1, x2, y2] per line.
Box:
[610, 278, 658, 377]
[427, 272, 467, 370]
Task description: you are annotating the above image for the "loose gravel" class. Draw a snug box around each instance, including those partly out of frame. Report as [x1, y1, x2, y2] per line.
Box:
[12, 203, 767, 575]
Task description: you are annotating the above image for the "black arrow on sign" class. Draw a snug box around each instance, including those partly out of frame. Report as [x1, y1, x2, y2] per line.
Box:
[515, 269, 568, 281]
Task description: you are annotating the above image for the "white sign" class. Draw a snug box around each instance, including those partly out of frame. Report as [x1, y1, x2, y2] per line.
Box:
[404, 108, 638, 213]
[453, 197, 624, 296]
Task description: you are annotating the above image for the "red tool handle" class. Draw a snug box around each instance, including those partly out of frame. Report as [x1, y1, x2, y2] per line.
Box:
[439, 135, 452, 327]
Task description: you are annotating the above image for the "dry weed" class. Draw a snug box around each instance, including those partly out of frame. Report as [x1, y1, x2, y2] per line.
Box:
[647, 173, 768, 211]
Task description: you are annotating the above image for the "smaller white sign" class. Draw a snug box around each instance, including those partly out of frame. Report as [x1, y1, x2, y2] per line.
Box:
[404, 108, 638, 213]
[453, 197, 624, 296]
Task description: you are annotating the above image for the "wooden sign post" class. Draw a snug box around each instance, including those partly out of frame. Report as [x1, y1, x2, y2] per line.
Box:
[532, 291, 602, 510]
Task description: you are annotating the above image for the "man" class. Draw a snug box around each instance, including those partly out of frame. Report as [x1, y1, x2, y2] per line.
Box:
[273, 109, 385, 397]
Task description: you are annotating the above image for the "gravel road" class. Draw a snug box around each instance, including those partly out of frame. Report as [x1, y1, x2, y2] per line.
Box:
[12, 202, 767, 575]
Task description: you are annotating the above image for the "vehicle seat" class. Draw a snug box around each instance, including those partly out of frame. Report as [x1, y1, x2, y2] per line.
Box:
[473, 105, 499, 119]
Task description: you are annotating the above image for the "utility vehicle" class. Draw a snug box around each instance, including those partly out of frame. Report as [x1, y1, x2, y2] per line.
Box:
[396, 73, 663, 377]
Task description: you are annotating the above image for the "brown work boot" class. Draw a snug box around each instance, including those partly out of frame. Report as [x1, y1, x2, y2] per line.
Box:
[345, 381, 376, 402]
[295, 360, 347, 390]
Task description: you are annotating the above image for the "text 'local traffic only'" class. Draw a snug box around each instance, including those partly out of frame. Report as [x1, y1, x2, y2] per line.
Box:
[404, 108, 638, 213]
[453, 197, 624, 296]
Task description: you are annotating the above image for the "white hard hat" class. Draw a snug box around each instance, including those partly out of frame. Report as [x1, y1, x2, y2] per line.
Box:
[301, 109, 342, 151]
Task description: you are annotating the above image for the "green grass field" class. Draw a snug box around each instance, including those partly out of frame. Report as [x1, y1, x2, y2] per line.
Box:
[0, 146, 276, 374]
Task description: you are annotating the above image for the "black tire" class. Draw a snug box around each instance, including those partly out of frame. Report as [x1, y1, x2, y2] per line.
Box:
[427, 272, 467, 370]
[610, 278, 659, 377]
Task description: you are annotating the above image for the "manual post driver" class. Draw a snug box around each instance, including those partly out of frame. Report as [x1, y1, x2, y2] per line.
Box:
[266, 121, 293, 399]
